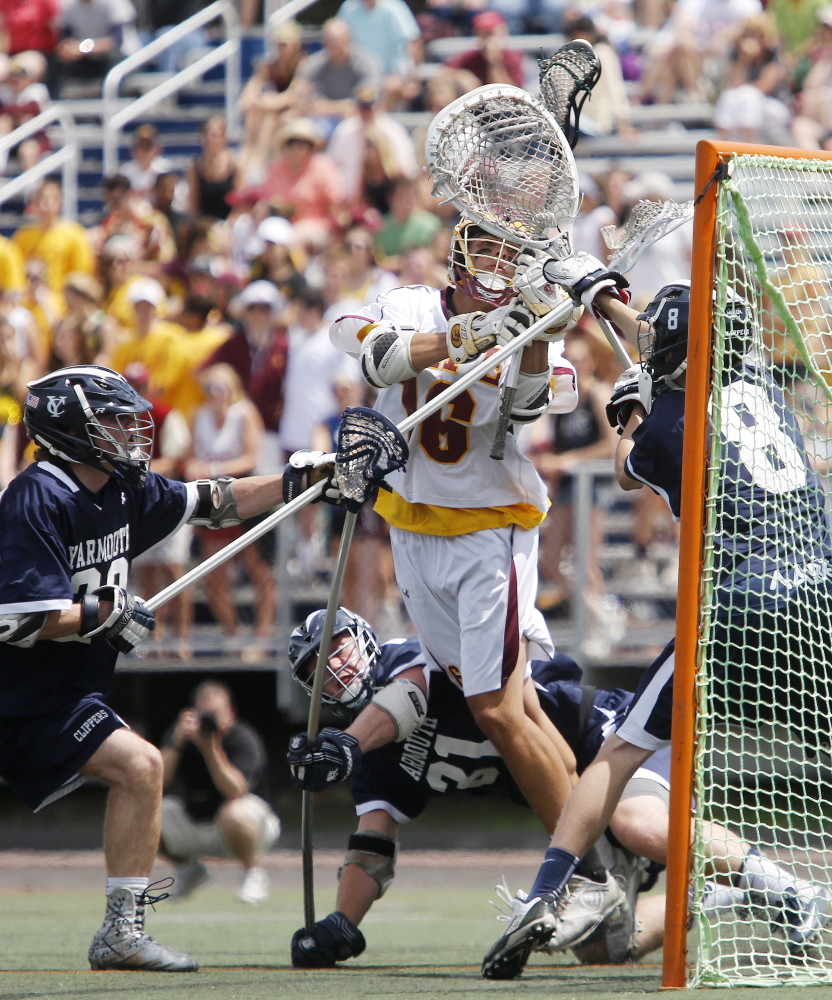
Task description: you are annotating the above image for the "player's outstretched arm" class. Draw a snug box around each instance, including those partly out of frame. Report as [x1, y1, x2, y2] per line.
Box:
[287, 667, 427, 791]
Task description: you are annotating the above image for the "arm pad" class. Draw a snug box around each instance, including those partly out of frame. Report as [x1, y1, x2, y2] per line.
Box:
[511, 369, 552, 423]
[188, 477, 242, 528]
[360, 324, 419, 388]
[370, 678, 428, 742]
[0, 610, 47, 647]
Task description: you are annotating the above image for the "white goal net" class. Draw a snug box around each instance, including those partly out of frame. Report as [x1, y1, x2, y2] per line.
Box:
[688, 152, 832, 986]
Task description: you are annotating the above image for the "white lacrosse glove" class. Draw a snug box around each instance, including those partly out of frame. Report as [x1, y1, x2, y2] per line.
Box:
[605, 363, 653, 430]
[541, 252, 630, 314]
[445, 310, 496, 363]
[513, 250, 584, 340]
[283, 449, 344, 506]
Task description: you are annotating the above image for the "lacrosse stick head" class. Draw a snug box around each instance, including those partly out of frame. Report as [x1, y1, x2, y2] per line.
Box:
[288, 606, 381, 711]
[334, 406, 409, 503]
[603, 199, 694, 273]
[425, 84, 579, 248]
[538, 39, 602, 149]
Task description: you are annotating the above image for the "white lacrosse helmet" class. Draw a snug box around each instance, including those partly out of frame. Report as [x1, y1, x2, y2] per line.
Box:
[447, 218, 522, 308]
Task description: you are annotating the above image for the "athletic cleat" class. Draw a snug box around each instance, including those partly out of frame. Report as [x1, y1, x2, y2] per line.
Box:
[482, 888, 557, 979]
[88, 886, 198, 971]
[238, 866, 270, 905]
[543, 872, 627, 954]
[169, 860, 209, 901]
[784, 882, 832, 951]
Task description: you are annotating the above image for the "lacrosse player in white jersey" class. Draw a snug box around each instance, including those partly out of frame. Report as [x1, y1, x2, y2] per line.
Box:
[320, 218, 586, 839]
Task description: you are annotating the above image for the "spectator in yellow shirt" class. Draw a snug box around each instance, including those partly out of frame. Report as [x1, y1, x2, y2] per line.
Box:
[163, 293, 231, 418]
[109, 277, 189, 407]
[0, 235, 26, 297]
[12, 178, 95, 292]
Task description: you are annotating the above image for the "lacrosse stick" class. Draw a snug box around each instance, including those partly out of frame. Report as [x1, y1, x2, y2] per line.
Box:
[538, 38, 602, 149]
[426, 84, 580, 459]
[301, 408, 408, 931]
[594, 199, 696, 369]
[146, 408, 408, 614]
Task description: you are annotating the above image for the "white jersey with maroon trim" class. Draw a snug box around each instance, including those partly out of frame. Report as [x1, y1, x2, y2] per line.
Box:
[331, 284, 578, 513]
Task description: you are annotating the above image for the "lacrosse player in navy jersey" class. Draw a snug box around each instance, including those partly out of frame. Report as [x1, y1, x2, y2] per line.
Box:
[0, 365, 293, 972]
[284, 607, 818, 969]
[480, 261, 832, 979]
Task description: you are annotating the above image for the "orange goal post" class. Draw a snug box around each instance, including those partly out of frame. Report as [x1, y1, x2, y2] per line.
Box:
[663, 140, 832, 989]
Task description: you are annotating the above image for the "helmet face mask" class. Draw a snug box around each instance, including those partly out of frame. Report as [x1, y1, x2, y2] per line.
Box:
[448, 219, 521, 308]
[24, 366, 154, 484]
[637, 282, 691, 389]
[288, 607, 380, 712]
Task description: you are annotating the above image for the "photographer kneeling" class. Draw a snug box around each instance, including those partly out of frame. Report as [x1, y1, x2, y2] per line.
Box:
[160, 681, 280, 904]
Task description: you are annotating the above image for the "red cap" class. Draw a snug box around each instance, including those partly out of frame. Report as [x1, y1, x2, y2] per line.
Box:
[473, 11, 506, 33]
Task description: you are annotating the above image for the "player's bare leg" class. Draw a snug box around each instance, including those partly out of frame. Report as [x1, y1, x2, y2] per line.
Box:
[81, 730, 197, 972]
[335, 811, 399, 925]
[467, 649, 574, 836]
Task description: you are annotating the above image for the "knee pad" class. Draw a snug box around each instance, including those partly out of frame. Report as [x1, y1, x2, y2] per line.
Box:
[338, 830, 398, 898]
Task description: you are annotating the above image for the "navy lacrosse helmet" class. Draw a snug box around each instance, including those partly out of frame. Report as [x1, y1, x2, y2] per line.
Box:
[447, 217, 521, 308]
[637, 281, 691, 388]
[24, 365, 154, 485]
[288, 607, 381, 712]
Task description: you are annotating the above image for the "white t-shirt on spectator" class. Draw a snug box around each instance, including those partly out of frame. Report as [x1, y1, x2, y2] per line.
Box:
[327, 113, 418, 204]
[279, 323, 360, 453]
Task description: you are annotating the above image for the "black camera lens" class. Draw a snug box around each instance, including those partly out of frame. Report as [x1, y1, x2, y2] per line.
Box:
[199, 712, 219, 736]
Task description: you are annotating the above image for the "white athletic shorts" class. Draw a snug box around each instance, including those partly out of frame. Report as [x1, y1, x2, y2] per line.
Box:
[390, 524, 553, 697]
[161, 794, 280, 860]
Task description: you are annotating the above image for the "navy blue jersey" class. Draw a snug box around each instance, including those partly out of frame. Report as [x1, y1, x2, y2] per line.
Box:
[351, 643, 633, 821]
[0, 461, 193, 716]
[624, 369, 832, 615]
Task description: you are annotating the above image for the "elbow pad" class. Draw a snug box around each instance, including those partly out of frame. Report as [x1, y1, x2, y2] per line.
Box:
[548, 368, 579, 415]
[0, 611, 47, 647]
[188, 477, 242, 528]
[370, 678, 428, 742]
[511, 369, 552, 423]
[361, 324, 419, 388]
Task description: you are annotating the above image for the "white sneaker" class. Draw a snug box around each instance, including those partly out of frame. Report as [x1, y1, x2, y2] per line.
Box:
[170, 860, 209, 901]
[482, 881, 557, 980]
[238, 866, 269, 905]
[784, 882, 832, 951]
[544, 873, 626, 953]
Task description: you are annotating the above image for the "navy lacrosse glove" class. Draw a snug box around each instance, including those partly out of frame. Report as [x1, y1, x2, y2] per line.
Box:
[291, 912, 366, 968]
[287, 728, 363, 791]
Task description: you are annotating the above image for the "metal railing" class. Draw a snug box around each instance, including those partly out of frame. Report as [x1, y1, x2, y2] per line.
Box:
[102, 0, 241, 176]
[0, 107, 78, 219]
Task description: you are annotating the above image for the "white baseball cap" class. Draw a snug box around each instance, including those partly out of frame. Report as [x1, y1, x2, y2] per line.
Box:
[127, 277, 166, 307]
[238, 279, 285, 313]
[257, 216, 295, 246]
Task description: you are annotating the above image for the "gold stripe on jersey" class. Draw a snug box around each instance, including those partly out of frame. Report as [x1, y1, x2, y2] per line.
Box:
[374, 488, 547, 536]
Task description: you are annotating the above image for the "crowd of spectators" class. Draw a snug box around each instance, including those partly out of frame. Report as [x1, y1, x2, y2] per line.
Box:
[2, 0, 832, 652]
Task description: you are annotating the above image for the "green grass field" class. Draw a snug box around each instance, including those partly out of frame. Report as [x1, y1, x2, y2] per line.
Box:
[3, 877, 832, 1000]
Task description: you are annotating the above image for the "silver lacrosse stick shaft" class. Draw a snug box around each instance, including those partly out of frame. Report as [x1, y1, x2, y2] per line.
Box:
[145, 481, 325, 613]
[593, 312, 634, 370]
[302, 506, 359, 933]
[148, 309, 570, 614]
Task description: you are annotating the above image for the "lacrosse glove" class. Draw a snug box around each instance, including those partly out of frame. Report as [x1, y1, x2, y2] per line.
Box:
[541, 252, 630, 314]
[605, 364, 654, 430]
[79, 586, 155, 652]
[512, 251, 584, 340]
[291, 912, 367, 968]
[283, 449, 344, 506]
[287, 728, 363, 792]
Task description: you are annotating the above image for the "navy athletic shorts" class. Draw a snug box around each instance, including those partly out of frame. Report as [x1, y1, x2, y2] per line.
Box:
[0, 695, 126, 811]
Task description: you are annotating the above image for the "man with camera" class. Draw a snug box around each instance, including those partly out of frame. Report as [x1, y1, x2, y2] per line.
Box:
[160, 681, 280, 905]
